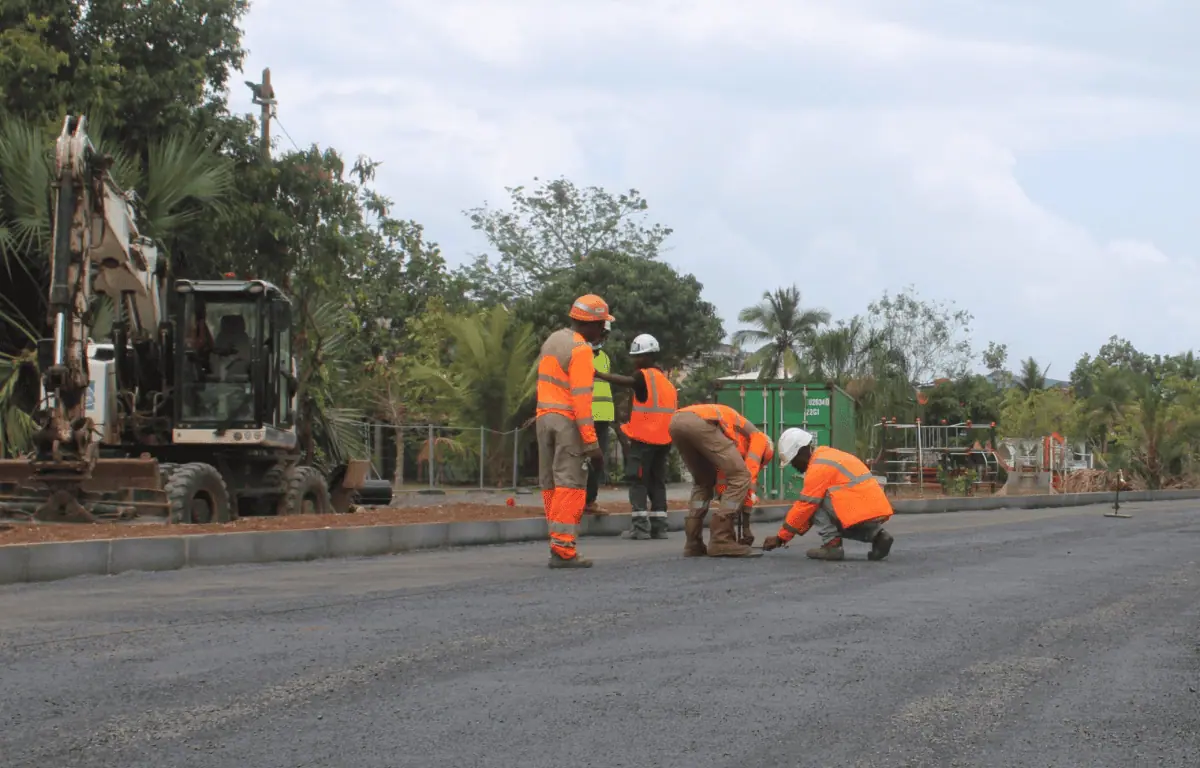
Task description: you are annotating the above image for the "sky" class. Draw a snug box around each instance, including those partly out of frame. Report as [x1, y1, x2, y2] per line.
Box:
[224, 0, 1200, 378]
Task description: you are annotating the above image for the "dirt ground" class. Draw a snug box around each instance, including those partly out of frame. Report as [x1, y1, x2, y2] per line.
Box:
[0, 499, 689, 546]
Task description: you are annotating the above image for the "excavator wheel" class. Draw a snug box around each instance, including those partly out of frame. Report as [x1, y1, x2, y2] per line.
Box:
[277, 465, 332, 516]
[166, 462, 233, 524]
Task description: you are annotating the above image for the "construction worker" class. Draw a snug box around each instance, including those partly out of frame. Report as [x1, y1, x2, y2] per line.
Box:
[584, 321, 615, 515]
[536, 294, 613, 568]
[594, 333, 677, 540]
[762, 428, 895, 561]
[667, 403, 772, 557]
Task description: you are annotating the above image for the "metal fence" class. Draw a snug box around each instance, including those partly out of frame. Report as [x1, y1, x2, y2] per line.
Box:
[326, 420, 659, 494]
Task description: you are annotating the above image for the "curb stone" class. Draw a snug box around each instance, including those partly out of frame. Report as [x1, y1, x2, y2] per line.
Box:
[1, 489, 1197, 585]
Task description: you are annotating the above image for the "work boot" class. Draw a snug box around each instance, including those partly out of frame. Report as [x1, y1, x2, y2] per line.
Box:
[549, 551, 594, 568]
[621, 513, 651, 540]
[707, 512, 759, 557]
[683, 518, 707, 557]
[584, 502, 605, 516]
[737, 510, 754, 547]
[867, 530, 894, 561]
[649, 514, 669, 540]
[806, 538, 845, 561]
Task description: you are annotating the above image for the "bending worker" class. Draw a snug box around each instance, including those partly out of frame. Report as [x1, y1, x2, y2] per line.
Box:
[536, 294, 613, 568]
[667, 403, 772, 558]
[595, 333, 677, 540]
[762, 428, 895, 561]
[584, 321, 615, 515]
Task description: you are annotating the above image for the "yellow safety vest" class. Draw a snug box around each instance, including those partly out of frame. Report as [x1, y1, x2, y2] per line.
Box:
[592, 349, 614, 422]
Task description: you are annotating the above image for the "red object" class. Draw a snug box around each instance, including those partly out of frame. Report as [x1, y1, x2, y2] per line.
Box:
[506, 497, 515, 507]
[223, 272, 236, 278]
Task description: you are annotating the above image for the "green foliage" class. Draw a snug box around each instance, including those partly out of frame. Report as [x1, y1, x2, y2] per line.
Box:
[517, 249, 723, 377]
[460, 177, 672, 303]
[868, 284, 973, 384]
[732, 285, 831, 379]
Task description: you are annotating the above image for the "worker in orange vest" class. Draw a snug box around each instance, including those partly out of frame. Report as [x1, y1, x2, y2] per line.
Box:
[762, 427, 895, 561]
[535, 294, 613, 568]
[594, 333, 677, 540]
[667, 403, 772, 557]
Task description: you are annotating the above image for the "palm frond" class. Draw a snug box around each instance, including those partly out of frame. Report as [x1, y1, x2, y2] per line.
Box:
[142, 132, 235, 235]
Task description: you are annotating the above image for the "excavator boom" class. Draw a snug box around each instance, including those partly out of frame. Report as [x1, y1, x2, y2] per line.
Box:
[0, 116, 168, 522]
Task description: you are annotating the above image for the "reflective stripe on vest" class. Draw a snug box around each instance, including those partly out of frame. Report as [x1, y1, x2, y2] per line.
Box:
[592, 350, 614, 422]
[623, 368, 676, 445]
[536, 334, 589, 420]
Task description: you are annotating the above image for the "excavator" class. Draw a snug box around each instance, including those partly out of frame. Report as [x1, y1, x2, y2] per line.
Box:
[0, 115, 366, 523]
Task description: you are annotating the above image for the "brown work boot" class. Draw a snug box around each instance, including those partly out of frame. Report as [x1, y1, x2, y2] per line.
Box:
[707, 512, 759, 557]
[867, 530, 894, 561]
[584, 502, 605, 516]
[549, 552, 594, 568]
[683, 518, 707, 557]
[737, 510, 754, 546]
[806, 538, 845, 561]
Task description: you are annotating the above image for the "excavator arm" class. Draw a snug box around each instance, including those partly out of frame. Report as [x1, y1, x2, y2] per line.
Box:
[0, 115, 168, 522]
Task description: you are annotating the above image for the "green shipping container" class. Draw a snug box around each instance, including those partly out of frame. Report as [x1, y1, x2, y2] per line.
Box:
[713, 379, 857, 500]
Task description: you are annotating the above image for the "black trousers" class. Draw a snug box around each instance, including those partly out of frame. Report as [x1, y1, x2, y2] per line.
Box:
[585, 423, 612, 505]
[626, 439, 671, 511]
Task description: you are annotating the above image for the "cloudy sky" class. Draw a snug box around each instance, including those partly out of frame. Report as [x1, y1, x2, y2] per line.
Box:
[225, 0, 1199, 377]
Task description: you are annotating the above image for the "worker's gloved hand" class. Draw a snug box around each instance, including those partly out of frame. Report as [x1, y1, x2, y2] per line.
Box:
[585, 444, 604, 463]
[762, 535, 785, 552]
[745, 491, 759, 507]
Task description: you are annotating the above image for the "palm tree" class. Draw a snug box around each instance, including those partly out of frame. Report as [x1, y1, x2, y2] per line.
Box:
[1018, 357, 1047, 393]
[732, 285, 831, 380]
[417, 305, 539, 484]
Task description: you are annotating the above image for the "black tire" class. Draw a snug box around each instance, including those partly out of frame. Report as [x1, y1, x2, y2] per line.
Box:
[166, 462, 232, 524]
[277, 465, 332, 516]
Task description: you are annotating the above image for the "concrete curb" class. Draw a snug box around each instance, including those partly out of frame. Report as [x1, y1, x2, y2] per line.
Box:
[2, 489, 1197, 586]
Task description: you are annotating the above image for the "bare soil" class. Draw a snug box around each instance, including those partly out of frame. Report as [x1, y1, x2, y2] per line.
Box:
[0, 499, 688, 546]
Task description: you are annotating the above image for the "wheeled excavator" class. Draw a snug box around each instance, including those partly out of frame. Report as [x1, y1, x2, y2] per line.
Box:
[0, 115, 366, 523]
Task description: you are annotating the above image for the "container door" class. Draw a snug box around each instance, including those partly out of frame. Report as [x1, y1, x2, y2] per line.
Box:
[776, 385, 833, 499]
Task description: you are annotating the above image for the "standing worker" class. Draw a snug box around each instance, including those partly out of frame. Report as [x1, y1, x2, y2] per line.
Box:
[762, 428, 895, 561]
[594, 333, 677, 540]
[584, 321, 615, 515]
[667, 403, 773, 558]
[536, 294, 613, 568]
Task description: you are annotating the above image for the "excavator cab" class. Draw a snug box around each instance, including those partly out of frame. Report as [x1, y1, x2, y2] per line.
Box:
[172, 279, 297, 448]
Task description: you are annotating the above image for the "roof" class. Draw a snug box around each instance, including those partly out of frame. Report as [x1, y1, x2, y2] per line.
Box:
[174, 278, 290, 303]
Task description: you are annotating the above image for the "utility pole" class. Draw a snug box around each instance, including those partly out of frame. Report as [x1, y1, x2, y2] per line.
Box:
[245, 67, 276, 160]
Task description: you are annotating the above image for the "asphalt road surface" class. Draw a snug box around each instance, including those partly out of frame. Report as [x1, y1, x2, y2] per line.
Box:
[3, 502, 1199, 767]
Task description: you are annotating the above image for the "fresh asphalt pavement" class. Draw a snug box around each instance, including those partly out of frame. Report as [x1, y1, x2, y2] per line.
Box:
[2, 502, 1199, 767]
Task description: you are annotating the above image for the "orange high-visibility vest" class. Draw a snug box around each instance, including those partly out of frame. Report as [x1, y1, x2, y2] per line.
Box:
[681, 403, 771, 494]
[778, 445, 892, 541]
[535, 329, 599, 445]
[621, 367, 677, 445]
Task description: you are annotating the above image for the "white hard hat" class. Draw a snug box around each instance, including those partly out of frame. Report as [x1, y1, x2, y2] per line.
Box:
[629, 333, 660, 356]
[778, 428, 814, 467]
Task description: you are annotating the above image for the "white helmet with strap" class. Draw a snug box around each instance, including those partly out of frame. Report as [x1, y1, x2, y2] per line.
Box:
[778, 428, 814, 466]
[629, 333, 660, 356]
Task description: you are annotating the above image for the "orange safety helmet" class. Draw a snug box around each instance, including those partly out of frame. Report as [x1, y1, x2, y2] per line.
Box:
[568, 294, 615, 323]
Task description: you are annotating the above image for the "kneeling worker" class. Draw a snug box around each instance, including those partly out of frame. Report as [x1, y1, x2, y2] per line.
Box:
[668, 403, 772, 558]
[762, 428, 894, 561]
[595, 333, 677, 540]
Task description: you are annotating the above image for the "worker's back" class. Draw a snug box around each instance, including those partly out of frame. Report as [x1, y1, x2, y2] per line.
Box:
[810, 445, 892, 523]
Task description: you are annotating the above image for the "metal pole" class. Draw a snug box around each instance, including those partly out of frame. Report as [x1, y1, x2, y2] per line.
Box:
[480, 426, 486, 489]
[916, 419, 924, 498]
[427, 424, 435, 490]
[512, 428, 520, 489]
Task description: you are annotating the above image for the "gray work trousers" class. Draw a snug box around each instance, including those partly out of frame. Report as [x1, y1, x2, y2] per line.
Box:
[813, 498, 887, 545]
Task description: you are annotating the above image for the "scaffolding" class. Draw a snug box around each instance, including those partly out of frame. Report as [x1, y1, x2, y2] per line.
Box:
[869, 420, 1003, 495]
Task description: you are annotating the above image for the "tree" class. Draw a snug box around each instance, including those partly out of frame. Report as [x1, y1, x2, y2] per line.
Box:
[1017, 357, 1047, 393]
[732, 285, 831, 380]
[867, 285, 973, 385]
[460, 177, 673, 302]
[518, 250, 723, 376]
[998, 388, 1077, 439]
[0, 0, 250, 152]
